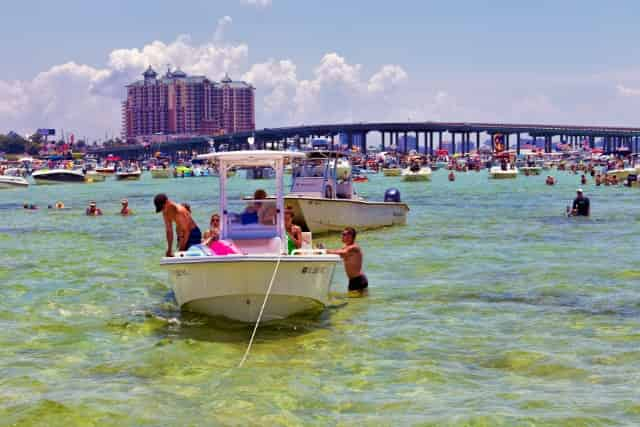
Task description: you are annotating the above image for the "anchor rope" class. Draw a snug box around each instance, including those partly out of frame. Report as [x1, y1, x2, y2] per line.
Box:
[238, 251, 283, 368]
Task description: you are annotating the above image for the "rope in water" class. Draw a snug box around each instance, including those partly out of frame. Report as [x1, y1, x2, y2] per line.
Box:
[238, 252, 283, 368]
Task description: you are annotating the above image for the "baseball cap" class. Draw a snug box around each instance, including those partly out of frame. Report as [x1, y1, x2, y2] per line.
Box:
[154, 193, 168, 213]
[577, 188, 583, 193]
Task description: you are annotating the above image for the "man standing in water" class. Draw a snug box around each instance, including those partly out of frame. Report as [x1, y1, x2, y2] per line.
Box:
[569, 188, 590, 217]
[154, 193, 201, 257]
[327, 227, 368, 296]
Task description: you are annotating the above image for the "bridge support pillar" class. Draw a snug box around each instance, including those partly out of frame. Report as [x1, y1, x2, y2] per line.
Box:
[428, 132, 433, 155]
[476, 132, 481, 153]
[451, 132, 455, 154]
[516, 133, 521, 155]
[361, 132, 367, 154]
[438, 132, 443, 151]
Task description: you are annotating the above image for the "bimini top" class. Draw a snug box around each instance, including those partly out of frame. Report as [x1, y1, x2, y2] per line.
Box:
[197, 150, 306, 167]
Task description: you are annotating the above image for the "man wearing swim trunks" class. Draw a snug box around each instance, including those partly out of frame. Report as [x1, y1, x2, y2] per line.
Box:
[154, 193, 201, 257]
[327, 227, 368, 294]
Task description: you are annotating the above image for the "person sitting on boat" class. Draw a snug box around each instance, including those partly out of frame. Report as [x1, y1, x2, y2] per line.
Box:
[284, 207, 302, 254]
[326, 227, 368, 296]
[239, 189, 265, 224]
[580, 175, 587, 185]
[409, 161, 421, 173]
[569, 188, 590, 217]
[203, 213, 221, 242]
[120, 199, 133, 216]
[154, 193, 201, 257]
[86, 201, 102, 216]
[545, 175, 555, 186]
[54, 201, 65, 209]
[448, 171, 455, 182]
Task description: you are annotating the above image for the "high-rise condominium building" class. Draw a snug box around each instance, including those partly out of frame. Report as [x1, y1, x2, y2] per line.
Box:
[122, 66, 255, 141]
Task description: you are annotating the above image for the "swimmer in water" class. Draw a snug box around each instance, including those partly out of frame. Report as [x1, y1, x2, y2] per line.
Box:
[85, 201, 102, 216]
[120, 199, 133, 216]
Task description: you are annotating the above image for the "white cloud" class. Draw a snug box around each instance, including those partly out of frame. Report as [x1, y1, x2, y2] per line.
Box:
[214, 16, 233, 42]
[241, 0, 272, 7]
[616, 84, 640, 97]
[3, 16, 640, 141]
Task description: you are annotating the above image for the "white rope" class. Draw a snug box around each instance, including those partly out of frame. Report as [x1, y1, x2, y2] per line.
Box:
[238, 252, 283, 368]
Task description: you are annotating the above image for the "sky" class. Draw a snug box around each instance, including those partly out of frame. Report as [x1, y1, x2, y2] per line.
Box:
[2, 0, 640, 140]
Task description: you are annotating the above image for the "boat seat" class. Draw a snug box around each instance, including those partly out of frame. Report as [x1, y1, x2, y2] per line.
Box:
[232, 237, 282, 255]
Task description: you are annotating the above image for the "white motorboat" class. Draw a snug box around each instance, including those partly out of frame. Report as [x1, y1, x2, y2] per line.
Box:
[95, 165, 116, 175]
[489, 166, 518, 179]
[606, 168, 636, 181]
[401, 166, 432, 181]
[32, 168, 86, 184]
[284, 152, 409, 234]
[116, 168, 142, 181]
[160, 151, 340, 323]
[0, 174, 29, 189]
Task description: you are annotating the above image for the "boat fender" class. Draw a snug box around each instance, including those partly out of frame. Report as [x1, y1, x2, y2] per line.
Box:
[384, 188, 401, 203]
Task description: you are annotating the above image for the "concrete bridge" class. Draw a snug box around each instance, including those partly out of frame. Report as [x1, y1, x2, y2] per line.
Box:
[89, 121, 640, 159]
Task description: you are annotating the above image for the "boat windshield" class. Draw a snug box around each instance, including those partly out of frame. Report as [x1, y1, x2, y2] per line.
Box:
[224, 198, 279, 240]
[293, 159, 329, 178]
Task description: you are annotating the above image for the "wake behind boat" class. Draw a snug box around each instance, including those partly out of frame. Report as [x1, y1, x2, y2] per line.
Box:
[161, 151, 340, 323]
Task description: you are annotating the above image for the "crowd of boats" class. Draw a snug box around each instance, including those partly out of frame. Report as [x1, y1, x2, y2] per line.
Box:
[3, 147, 639, 324]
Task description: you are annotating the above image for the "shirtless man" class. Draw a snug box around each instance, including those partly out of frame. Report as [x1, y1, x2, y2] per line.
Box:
[154, 193, 201, 257]
[327, 227, 368, 295]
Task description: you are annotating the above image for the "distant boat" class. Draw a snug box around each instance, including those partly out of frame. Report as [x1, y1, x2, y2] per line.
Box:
[32, 169, 86, 184]
[401, 165, 432, 181]
[0, 174, 29, 189]
[116, 168, 142, 181]
[489, 166, 518, 179]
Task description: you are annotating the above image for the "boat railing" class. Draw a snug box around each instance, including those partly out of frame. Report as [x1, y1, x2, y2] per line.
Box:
[291, 248, 327, 256]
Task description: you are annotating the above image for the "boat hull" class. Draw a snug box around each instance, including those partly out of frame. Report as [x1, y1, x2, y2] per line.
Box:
[151, 169, 171, 178]
[285, 196, 409, 234]
[401, 168, 432, 181]
[160, 256, 338, 322]
[606, 168, 635, 180]
[116, 172, 141, 181]
[382, 168, 401, 176]
[32, 170, 85, 184]
[0, 177, 29, 189]
[489, 167, 518, 179]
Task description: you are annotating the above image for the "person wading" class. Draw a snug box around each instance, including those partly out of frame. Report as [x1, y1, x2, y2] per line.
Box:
[327, 227, 368, 296]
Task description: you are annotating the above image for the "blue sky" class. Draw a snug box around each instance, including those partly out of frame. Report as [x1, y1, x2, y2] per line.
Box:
[2, 0, 640, 138]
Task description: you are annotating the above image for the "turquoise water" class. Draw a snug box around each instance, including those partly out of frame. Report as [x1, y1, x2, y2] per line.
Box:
[1, 171, 639, 426]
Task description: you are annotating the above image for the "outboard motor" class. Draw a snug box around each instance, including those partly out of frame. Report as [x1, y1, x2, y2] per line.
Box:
[384, 188, 401, 203]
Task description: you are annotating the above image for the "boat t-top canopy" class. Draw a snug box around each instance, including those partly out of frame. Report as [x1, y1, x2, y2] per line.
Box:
[198, 150, 306, 167]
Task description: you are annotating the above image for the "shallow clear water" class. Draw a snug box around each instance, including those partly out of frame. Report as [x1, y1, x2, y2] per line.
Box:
[1, 171, 639, 426]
